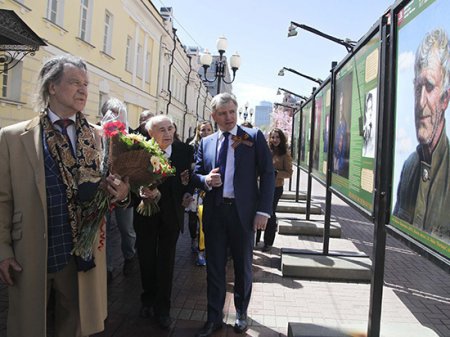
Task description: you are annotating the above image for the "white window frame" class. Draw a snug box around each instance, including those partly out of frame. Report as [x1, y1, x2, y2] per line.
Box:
[144, 51, 151, 83]
[136, 44, 143, 79]
[47, 0, 65, 26]
[1, 61, 23, 101]
[98, 92, 108, 117]
[125, 36, 134, 72]
[103, 10, 113, 55]
[79, 0, 92, 42]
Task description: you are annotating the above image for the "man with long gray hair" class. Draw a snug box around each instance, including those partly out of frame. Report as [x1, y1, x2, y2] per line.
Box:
[0, 55, 130, 337]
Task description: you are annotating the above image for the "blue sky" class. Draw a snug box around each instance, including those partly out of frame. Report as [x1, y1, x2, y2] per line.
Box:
[156, 0, 394, 109]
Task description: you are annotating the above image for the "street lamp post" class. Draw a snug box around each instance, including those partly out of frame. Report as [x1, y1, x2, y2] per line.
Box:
[200, 37, 241, 95]
[278, 67, 323, 85]
[288, 21, 356, 53]
[277, 87, 308, 101]
[274, 102, 301, 111]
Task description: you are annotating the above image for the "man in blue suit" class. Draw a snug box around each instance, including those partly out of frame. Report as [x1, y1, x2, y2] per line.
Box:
[193, 93, 275, 336]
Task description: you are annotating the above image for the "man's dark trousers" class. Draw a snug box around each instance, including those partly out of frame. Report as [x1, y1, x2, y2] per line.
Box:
[204, 200, 254, 323]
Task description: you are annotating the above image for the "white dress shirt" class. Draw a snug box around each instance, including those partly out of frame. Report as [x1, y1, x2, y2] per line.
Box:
[163, 144, 172, 158]
[47, 109, 77, 151]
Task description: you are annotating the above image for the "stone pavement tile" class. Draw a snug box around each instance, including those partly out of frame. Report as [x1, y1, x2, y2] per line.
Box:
[434, 324, 450, 337]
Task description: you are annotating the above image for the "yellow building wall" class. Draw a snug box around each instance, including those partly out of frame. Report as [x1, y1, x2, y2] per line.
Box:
[0, 0, 162, 128]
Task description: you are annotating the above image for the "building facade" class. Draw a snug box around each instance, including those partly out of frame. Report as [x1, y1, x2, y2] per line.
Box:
[0, 0, 211, 140]
[254, 100, 272, 130]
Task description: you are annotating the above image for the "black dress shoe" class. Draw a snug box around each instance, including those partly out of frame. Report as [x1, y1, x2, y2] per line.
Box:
[234, 313, 248, 333]
[195, 321, 223, 337]
[156, 315, 172, 330]
[262, 245, 272, 253]
[139, 305, 153, 318]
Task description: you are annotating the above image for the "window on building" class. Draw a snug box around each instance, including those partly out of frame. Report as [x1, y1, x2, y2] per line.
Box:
[136, 44, 143, 79]
[1, 62, 23, 101]
[79, 0, 92, 42]
[145, 52, 151, 83]
[98, 92, 108, 116]
[161, 64, 166, 90]
[103, 10, 113, 55]
[47, 0, 65, 26]
[125, 36, 134, 72]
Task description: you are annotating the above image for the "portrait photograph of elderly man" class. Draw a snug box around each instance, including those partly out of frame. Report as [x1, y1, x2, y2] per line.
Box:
[393, 27, 450, 245]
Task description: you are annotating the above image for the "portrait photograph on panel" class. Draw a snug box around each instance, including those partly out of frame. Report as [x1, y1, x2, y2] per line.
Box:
[332, 72, 353, 179]
[312, 97, 322, 171]
[300, 113, 306, 163]
[362, 88, 377, 158]
[392, 0, 450, 255]
[292, 111, 300, 164]
[323, 113, 330, 153]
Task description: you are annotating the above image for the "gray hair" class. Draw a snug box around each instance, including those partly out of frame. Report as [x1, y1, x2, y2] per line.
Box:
[415, 28, 450, 94]
[211, 93, 238, 112]
[139, 110, 155, 124]
[145, 114, 173, 132]
[101, 97, 127, 117]
[34, 54, 87, 112]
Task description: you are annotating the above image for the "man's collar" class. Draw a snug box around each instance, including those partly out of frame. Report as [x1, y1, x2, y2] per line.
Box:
[163, 144, 173, 158]
[47, 108, 77, 123]
[218, 125, 238, 138]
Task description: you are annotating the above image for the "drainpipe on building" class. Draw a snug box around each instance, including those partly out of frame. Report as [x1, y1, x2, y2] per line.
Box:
[157, 33, 165, 114]
[166, 28, 177, 115]
[195, 78, 202, 122]
[203, 93, 207, 121]
[181, 55, 192, 140]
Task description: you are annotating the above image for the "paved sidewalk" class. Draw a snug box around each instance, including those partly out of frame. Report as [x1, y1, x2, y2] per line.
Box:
[0, 171, 449, 336]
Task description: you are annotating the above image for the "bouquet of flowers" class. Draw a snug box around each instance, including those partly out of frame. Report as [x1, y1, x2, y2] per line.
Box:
[107, 122, 175, 216]
[72, 112, 175, 261]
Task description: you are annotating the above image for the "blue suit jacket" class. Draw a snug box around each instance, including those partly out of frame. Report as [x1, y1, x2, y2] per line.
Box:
[194, 126, 275, 228]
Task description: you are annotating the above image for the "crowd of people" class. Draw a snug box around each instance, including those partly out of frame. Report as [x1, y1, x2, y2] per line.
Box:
[0, 54, 292, 337]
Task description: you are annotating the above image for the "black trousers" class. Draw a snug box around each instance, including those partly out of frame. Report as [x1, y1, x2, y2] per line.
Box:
[133, 210, 179, 316]
[256, 186, 283, 246]
[187, 210, 198, 240]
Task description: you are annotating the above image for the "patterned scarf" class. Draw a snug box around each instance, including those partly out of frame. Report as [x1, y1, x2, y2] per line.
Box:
[40, 110, 101, 244]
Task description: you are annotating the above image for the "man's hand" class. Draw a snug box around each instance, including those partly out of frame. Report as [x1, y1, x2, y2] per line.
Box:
[106, 174, 130, 203]
[139, 186, 161, 201]
[180, 169, 190, 186]
[253, 214, 269, 232]
[182, 193, 194, 208]
[205, 167, 222, 188]
[0, 257, 22, 286]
